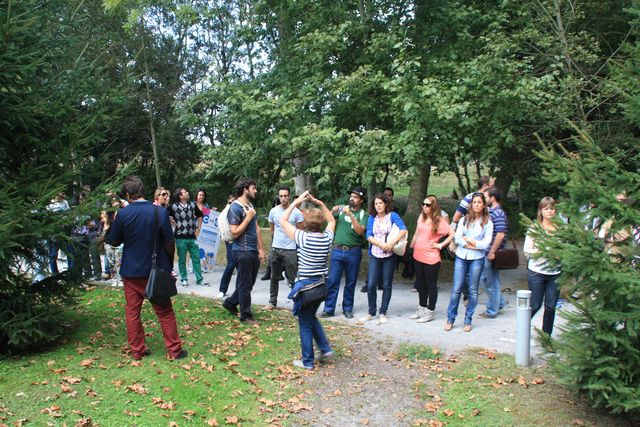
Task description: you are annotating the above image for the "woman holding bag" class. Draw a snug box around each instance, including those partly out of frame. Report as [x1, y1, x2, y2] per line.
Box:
[280, 190, 335, 370]
[360, 193, 408, 324]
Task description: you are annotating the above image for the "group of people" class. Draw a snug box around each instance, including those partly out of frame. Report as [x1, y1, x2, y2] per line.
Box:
[89, 173, 570, 368]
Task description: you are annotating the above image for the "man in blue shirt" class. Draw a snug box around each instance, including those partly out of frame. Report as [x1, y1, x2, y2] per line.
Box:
[222, 178, 266, 324]
[266, 186, 304, 309]
[105, 175, 187, 360]
[478, 187, 508, 318]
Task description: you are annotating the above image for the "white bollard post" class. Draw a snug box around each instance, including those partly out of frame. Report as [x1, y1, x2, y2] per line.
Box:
[516, 289, 532, 366]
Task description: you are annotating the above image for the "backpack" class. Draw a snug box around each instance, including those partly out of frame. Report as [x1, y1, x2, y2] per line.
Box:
[218, 200, 249, 243]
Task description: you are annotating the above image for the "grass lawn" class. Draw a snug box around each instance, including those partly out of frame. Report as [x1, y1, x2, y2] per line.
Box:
[0, 287, 309, 426]
[396, 345, 629, 427]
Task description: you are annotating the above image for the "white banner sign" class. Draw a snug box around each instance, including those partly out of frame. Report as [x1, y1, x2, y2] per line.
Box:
[197, 211, 221, 272]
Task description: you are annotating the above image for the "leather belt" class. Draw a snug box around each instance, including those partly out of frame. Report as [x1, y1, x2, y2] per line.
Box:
[334, 244, 359, 250]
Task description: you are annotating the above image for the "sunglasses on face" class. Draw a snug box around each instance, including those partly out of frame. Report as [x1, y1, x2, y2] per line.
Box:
[422, 202, 432, 207]
[161, 193, 168, 196]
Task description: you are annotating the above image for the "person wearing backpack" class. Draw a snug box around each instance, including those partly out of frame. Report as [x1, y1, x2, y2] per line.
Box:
[221, 178, 266, 324]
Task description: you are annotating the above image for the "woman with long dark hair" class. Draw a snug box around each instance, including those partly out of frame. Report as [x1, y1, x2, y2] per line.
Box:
[524, 197, 561, 335]
[360, 193, 408, 324]
[410, 195, 454, 322]
[445, 193, 493, 332]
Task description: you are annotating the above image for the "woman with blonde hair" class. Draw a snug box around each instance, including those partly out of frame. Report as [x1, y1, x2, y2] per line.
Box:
[524, 196, 561, 335]
[445, 192, 493, 332]
[410, 195, 454, 322]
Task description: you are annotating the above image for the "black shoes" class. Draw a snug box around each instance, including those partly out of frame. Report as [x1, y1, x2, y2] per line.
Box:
[360, 285, 367, 293]
[343, 311, 353, 319]
[174, 349, 188, 360]
[222, 301, 239, 316]
[241, 318, 259, 325]
[319, 312, 334, 318]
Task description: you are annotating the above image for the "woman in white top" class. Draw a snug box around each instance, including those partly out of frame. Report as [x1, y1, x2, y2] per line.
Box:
[524, 197, 561, 335]
[445, 193, 493, 332]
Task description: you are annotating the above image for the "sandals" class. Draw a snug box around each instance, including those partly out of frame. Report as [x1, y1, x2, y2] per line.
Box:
[463, 324, 472, 332]
[444, 322, 453, 331]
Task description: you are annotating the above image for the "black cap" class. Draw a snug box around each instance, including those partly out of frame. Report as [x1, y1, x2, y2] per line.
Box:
[348, 186, 367, 200]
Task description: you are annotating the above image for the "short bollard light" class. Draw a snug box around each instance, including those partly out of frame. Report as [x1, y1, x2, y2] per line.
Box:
[516, 290, 532, 366]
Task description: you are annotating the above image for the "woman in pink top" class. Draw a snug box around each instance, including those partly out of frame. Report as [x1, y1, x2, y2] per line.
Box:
[409, 195, 454, 322]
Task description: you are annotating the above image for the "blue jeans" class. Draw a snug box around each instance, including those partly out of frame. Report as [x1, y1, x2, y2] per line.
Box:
[447, 256, 484, 325]
[528, 270, 560, 335]
[324, 247, 362, 314]
[481, 258, 506, 317]
[366, 255, 396, 315]
[296, 277, 332, 368]
[219, 242, 235, 294]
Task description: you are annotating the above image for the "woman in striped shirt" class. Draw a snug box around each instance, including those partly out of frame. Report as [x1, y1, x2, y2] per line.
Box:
[281, 190, 336, 370]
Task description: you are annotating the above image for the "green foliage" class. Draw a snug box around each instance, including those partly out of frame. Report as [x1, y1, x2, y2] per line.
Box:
[534, 130, 640, 415]
[0, 0, 121, 352]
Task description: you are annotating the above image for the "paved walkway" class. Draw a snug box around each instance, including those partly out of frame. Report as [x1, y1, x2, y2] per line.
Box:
[174, 248, 565, 363]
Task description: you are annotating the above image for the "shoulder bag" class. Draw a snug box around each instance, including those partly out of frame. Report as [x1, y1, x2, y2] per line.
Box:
[299, 280, 328, 306]
[493, 240, 519, 270]
[389, 221, 408, 256]
[145, 206, 177, 305]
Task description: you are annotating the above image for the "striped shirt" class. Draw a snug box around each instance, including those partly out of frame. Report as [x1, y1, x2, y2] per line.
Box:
[488, 205, 508, 251]
[294, 229, 334, 279]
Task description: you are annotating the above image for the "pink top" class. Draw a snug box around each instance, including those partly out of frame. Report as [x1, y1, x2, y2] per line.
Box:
[412, 217, 450, 265]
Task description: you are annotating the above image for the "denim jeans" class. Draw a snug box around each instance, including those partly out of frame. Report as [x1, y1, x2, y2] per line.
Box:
[225, 250, 259, 321]
[447, 256, 485, 325]
[176, 238, 203, 283]
[218, 242, 235, 294]
[528, 270, 560, 335]
[481, 258, 506, 317]
[324, 247, 362, 315]
[269, 248, 298, 306]
[366, 255, 396, 315]
[296, 277, 332, 368]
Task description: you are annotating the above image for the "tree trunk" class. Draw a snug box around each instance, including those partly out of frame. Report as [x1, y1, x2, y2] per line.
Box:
[405, 160, 431, 224]
[293, 153, 313, 196]
[367, 175, 377, 206]
[142, 37, 161, 188]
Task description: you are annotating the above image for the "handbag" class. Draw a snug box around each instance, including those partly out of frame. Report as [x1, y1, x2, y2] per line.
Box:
[389, 223, 408, 256]
[299, 280, 328, 306]
[145, 206, 177, 305]
[493, 240, 519, 270]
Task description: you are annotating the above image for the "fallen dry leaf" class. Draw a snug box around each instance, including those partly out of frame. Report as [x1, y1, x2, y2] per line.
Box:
[442, 409, 454, 417]
[126, 383, 149, 395]
[571, 420, 586, 426]
[206, 419, 219, 426]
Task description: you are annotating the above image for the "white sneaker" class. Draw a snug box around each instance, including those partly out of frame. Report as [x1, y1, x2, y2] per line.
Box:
[417, 308, 434, 323]
[409, 307, 423, 319]
[379, 314, 388, 324]
[181, 280, 188, 287]
[292, 359, 313, 370]
[359, 314, 374, 322]
[215, 292, 224, 299]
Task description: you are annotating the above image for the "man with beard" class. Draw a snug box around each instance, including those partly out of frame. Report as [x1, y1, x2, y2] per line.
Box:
[321, 186, 369, 319]
[222, 178, 266, 324]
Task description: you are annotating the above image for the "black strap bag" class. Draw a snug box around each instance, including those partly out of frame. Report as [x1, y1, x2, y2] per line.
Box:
[145, 207, 177, 305]
[299, 280, 328, 306]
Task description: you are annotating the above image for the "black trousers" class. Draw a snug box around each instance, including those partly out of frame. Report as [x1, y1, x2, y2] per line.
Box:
[226, 250, 259, 320]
